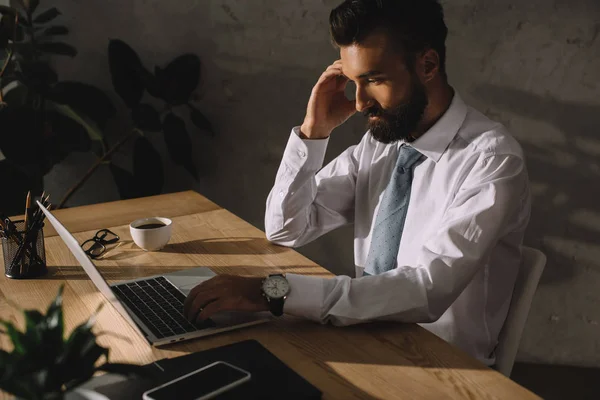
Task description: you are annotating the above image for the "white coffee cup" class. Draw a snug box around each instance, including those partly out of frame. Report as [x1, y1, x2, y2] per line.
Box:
[130, 217, 172, 251]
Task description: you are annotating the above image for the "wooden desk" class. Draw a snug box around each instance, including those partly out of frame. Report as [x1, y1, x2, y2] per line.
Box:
[0, 191, 539, 399]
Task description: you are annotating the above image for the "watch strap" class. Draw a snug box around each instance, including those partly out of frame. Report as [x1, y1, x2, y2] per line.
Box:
[269, 297, 285, 316]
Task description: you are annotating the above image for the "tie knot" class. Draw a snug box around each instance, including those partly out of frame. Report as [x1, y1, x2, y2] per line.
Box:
[396, 145, 423, 171]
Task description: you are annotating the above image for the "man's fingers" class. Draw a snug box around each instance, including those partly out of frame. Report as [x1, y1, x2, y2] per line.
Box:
[315, 70, 347, 92]
[185, 289, 220, 321]
[195, 299, 228, 323]
[184, 276, 224, 315]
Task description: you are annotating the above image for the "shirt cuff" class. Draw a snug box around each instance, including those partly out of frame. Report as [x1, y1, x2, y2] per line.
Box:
[282, 127, 329, 172]
[283, 273, 325, 322]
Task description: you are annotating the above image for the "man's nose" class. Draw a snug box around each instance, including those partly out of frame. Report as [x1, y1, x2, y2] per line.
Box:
[355, 85, 373, 113]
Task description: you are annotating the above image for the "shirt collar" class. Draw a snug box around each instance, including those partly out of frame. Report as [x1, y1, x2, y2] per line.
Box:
[408, 90, 468, 163]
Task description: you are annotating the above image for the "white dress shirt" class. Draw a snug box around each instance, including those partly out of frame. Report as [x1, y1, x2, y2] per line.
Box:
[264, 92, 531, 365]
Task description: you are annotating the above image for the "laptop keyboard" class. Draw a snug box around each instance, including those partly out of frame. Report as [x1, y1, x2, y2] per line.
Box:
[112, 276, 215, 339]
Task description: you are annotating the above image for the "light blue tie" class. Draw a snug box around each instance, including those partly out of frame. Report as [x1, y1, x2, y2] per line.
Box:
[363, 145, 423, 276]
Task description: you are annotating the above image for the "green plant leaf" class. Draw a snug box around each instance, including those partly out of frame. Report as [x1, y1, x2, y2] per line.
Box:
[0, 320, 26, 354]
[162, 112, 198, 180]
[48, 101, 104, 144]
[0, 348, 10, 368]
[189, 105, 215, 136]
[132, 103, 161, 132]
[108, 39, 146, 108]
[153, 54, 200, 105]
[1, 81, 28, 108]
[43, 25, 68, 36]
[49, 81, 116, 130]
[133, 136, 164, 197]
[33, 7, 61, 24]
[37, 41, 77, 57]
[47, 284, 64, 313]
[23, 310, 44, 346]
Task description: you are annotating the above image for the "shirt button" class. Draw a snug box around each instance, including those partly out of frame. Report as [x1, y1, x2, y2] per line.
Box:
[279, 191, 285, 197]
[298, 150, 306, 158]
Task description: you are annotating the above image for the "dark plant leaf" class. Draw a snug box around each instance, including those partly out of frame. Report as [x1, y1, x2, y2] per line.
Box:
[25, 0, 40, 14]
[33, 7, 61, 24]
[0, 348, 10, 368]
[132, 103, 161, 132]
[16, 11, 30, 27]
[133, 136, 164, 197]
[0, 376, 38, 399]
[49, 81, 116, 130]
[24, 310, 44, 329]
[110, 163, 140, 200]
[0, 107, 44, 166]
[0, 5, 13, 15]
[15, 24, 24, 41]
[19, 60, 58, 93]
[58, 318, 100, 381]
[162, 112, 198, 180]
[43, 25, 68, 36]
[0, 161, 42, 216]
[44, 284, 65, 350]
[23, 310, 44, 345]
[37, 41, 77, 57]
[0, 14, 14, 49]
[153, 54, 200, 105]
[39, 111, 90, 174]
[142, 67, 162, 100]
[189, 105, 215, 136]
[108, 39, 146, 108]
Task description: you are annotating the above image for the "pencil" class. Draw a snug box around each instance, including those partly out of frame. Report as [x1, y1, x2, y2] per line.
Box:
[24, 191, 31, 233]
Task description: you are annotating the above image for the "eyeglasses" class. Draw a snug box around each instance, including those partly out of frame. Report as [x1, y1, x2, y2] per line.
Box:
[81, 229, 120, 259]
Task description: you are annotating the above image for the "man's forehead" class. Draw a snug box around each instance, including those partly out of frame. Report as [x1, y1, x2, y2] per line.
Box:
[340, 42, 399, 78]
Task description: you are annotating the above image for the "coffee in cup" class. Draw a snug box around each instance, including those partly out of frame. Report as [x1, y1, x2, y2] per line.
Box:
[130, 217, 172, 251]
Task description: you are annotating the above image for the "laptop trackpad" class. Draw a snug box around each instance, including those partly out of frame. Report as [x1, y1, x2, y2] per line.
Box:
[164, 267, 217, 295]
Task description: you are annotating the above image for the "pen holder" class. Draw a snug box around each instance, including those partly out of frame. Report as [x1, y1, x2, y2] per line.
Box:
[1, 220, 47, 279]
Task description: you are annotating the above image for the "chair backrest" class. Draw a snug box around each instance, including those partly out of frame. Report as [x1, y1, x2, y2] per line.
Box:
[494, 246, 546, 377]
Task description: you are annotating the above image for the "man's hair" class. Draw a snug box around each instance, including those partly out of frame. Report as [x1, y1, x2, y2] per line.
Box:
[329, 0, 448, 78]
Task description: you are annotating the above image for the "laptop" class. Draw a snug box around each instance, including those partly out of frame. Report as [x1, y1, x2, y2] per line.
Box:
[37, 201, 270, 347]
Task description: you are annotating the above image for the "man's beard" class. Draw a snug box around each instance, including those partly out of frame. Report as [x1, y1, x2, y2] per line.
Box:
[364, 79, 428, 144]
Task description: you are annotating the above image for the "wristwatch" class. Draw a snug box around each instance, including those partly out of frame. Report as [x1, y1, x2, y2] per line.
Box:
[261, 274, 291, 316]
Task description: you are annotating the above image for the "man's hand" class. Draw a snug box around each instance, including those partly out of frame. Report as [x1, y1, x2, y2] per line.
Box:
[300, 60, 356, 139]
[183, 275, 269, 324]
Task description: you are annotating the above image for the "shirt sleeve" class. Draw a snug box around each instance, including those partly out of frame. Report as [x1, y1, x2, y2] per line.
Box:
[284, 152, 530, 325]
[264, 127, 361, 247]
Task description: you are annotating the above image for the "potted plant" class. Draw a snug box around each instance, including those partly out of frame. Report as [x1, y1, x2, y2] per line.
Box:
[0, 285, 148, 399]
[0, 0, 214, 214]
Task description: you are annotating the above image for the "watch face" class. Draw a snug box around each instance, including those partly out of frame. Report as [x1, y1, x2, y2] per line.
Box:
[262, 275, 290, 299]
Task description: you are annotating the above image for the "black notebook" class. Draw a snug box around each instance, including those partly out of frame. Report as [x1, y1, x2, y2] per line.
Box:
[95, 339, 322, 400]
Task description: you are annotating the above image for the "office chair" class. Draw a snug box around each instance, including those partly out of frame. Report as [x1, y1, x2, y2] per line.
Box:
[494, 246, 546, 377]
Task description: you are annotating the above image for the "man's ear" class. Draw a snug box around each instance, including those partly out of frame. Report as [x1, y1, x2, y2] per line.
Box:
[416, 49, 440, 83]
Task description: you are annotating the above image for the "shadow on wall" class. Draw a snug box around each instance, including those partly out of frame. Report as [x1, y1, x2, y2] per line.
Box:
[192, 51, 364, 276]
[471, 84, 600, 285]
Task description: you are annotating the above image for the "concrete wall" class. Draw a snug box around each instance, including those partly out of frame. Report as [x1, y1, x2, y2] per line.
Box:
[39, 0, 600, 366]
